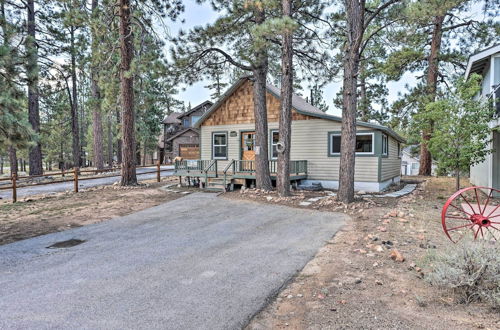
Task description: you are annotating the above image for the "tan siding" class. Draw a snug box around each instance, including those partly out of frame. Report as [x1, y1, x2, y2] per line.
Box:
[201, 119, 380, 182]
[381, 136, 401, 181]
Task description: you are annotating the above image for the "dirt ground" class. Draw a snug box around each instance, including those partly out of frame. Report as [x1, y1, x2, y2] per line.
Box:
[0, 177, 190, 246]
[225, 177, 500, 330]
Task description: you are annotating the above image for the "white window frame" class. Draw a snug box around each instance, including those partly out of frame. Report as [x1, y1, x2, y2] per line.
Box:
[270, 129, 279, 159]
[329, 132, 375, 156]
[212, 132, 228, 159]
[382, 134, 389, 156]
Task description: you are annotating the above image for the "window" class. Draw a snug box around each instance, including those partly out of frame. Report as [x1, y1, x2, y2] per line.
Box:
[212, 133, 227, 159]
[329, 132, 374, 155]
[183, 118, 190, 127]
[382, 134, 388, 156]
[191, 115, 201, 126]
[271, 130, 279, 158]
[397, 142, 402, 158]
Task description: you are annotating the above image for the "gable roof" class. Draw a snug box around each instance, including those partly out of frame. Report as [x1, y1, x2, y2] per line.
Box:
[166, 128, 199, 142]
[465, 44, 500, 78]
[178, 100, 213, 119]
[195, 77, 406, 143]
[162, 112, 182, 124]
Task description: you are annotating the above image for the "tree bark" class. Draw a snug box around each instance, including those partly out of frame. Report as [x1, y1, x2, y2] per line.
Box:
[26, 0, 43, 175]
[419, 15, 444, 176]
[119, 0, 137, 185]
[456, 168, 460, 191]
[90, 0, 104, 170]
[338, 0, 364, 203]
[277, 0, 293, 197]
[116, 109, 122, 164]
[107, 113, 113, 167]
[252, 7, 272, 191]
[8, 146, 17, 177]
[69, 26, 81, 167]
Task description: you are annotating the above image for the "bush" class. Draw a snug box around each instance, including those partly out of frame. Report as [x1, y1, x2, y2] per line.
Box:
[424, 240, 500, 309]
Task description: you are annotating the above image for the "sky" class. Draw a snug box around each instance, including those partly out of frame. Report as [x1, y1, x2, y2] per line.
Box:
[164, 0, 485, 117]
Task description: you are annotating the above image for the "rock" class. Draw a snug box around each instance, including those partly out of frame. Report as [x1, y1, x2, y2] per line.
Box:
[375, 245, 384, 252]
[357, 190, 366, 195]
[408, 262, 416, 270]
[377, 226, 387, 232]
[397, 211, 406, 218]
[297, 293, 303, 298]
[354, 278, 362, 284]
[390, 249, 405, 262]
[375, 280, 383, 285]
[388, 210, 398, 217]
[372, 262, 379, 267]
[287, 294, 293, 299]
[266, 196, 273, 201]
[398, 218, 409, 223]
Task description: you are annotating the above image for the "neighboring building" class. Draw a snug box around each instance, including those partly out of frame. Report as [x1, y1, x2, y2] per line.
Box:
[159, 101, 213, 162]
[173, 77, 405, 192]
[467, 44, 500, 190]
[401, 147, 420, 176]
[400, 146, 437, 176]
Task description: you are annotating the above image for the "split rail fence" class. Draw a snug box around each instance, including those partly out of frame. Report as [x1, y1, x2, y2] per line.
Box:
[0, 162, 171, 203]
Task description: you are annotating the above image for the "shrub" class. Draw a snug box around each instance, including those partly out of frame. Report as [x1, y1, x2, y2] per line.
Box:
[424, 239, 500, 309]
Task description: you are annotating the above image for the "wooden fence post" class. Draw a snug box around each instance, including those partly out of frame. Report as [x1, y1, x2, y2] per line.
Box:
[11, 173, 17, 203]
[157, 160, 161, 183]
[74, 167, 79, 193]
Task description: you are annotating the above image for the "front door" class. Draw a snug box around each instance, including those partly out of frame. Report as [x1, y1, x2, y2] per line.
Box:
[241, 132, 255, 171]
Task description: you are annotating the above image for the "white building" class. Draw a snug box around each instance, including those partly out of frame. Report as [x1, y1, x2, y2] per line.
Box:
[467, 44, 500, 190]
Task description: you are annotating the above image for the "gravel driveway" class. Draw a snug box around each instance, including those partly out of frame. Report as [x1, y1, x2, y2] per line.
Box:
[0, 166, 174, 200]
[0, 193, 346, 330]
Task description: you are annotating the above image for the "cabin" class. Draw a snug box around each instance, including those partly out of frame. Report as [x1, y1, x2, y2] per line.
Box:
[467, 44, 500, 192]
[173, 77, 405, 192]
[159, 101, 213, 162]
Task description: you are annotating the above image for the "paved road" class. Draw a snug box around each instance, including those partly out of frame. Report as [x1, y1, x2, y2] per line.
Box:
[0, 166, 174, 200]
[0, 193, 346, 330]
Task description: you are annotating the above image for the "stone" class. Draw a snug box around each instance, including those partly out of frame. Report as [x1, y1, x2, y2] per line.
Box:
[375, 280, 383, 285]
[375, 245, 384, 252]
[299, 201, 312, 206]
[354, 278, 362, 284]
[297, 294, 303, 298]
[388, 210, 398, 217]
[390, 249, 405, 262]
[287, 294, 293, 299]
[377, 226, 387, 232]
[266, 196, 273, 201]
[357, 190, 366, 195]
[397, 211, 406, 218]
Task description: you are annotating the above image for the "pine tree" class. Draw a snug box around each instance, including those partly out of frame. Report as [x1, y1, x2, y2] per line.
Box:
[384, 0, 499, 175]
[26, 0, 43, 175]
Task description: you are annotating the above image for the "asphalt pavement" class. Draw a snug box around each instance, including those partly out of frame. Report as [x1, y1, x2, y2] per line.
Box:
[0, 192, 347, 329]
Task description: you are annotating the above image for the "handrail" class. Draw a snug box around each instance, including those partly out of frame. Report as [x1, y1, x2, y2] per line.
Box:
[223, 159, 235, 189]
[203, 160, 218, 187]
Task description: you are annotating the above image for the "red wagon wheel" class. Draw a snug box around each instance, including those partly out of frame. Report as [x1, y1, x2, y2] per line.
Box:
[442, 186, 500, 243]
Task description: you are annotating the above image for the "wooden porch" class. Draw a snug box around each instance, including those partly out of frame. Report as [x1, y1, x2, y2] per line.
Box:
[174, 159, 308, 191]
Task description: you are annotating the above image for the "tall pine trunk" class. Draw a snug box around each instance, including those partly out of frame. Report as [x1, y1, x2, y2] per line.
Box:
[90, 0, 104, 170]
[26, 0, 43, 175]
[107, 113, 113, 167]
[419, 15, 444, 176]
[277, 0, 293, 197]
[338, 0, 364, 203]
[69, 26, 81, 167]
[116, 109, 122, 164]
[252, 7, 272, 191]
[8, 146, 17, 177]
[119, 0, 137, 185]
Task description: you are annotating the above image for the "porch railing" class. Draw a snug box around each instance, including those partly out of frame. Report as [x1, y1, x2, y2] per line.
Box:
[174, 160, 211, 173]
[175, 159, 308, 177]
